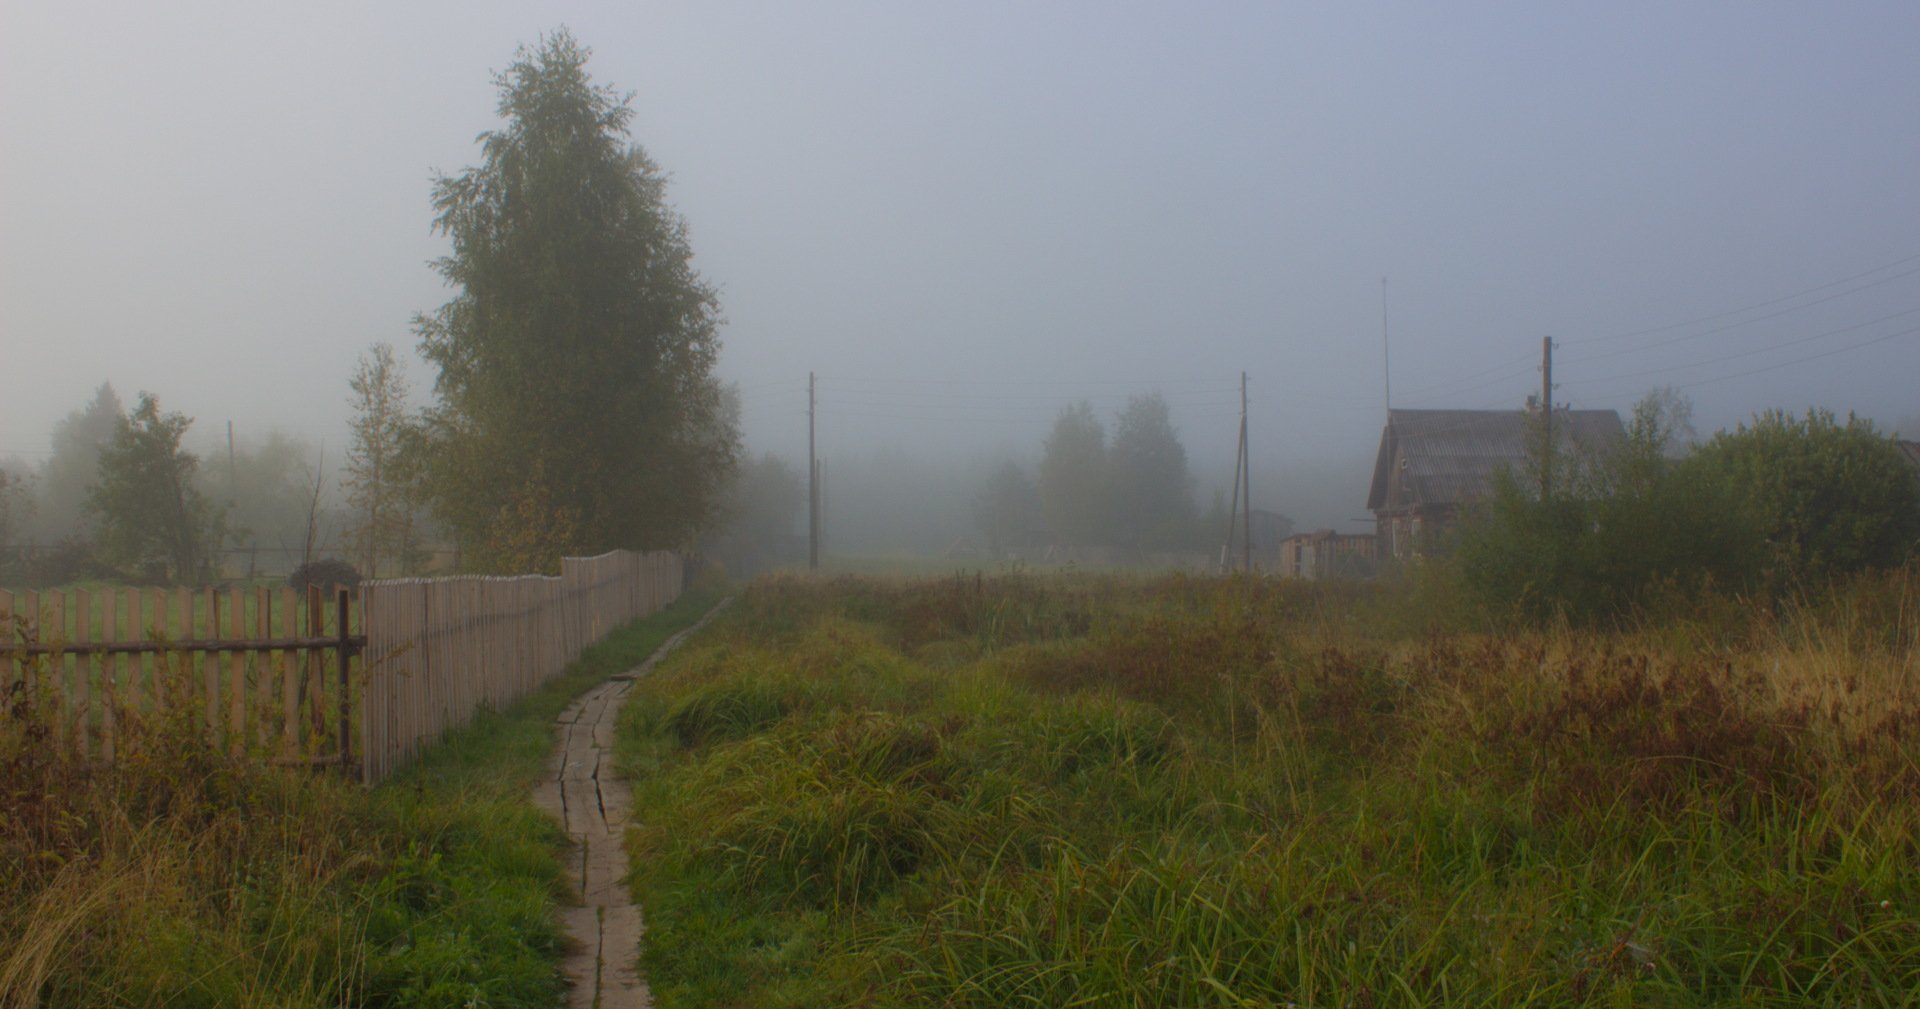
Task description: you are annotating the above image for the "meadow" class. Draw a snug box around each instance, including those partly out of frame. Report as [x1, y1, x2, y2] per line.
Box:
[617, 569, 1920, 1008]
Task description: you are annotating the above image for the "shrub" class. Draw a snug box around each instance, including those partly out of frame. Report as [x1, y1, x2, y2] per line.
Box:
[288, 558, 362, 594]
[1688, 408, 1920, 578]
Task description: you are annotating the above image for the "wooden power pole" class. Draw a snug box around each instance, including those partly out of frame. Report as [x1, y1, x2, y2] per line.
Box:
[1540, 336, 1553, 500]
[1240, 371, 1251, 574]
[808, 372, 819, 570]
[1219, 371, 1255, 574]
[1222, 414, 1244, 571]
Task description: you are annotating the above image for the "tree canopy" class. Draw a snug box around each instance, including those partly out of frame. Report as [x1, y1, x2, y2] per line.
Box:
[707, 452, 804, 576]
[1108, 393, 1195, 547]
[344, 343, 420, 578]
[1690, 408, 1920, 577]
[30, 383, 122, 542]
[1037, 402, 1109, 547]
[218, 431, 327, 575]
[414, 30, 736, 572]
[0, 468, 30, 564]
[88, 393, 228, 583]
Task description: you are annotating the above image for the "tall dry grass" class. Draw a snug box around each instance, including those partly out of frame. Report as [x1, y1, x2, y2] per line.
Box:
[616, 568, 1920, 1007]
[0, 643, 381, 1007]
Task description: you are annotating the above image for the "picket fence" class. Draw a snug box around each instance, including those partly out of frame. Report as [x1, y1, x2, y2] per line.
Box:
[358, 550, 681, 783]
[0, 584, 357, 766]
[0, 550, 683, 785]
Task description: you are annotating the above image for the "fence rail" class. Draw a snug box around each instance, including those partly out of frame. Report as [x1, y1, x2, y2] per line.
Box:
[1, 584, 359, 767]
[1, 550, 685, 784]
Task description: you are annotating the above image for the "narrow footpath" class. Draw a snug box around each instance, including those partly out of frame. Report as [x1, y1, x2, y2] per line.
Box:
[533, 597, 733, 1009]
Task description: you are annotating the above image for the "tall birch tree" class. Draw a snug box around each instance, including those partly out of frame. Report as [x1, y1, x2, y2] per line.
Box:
[344, 342, 416, 578]
[414, 30, 736, 572]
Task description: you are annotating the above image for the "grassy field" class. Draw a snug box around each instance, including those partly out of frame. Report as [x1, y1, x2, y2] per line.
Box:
[0, 584, 726, 1009]
[616, 570, 1920, 1007]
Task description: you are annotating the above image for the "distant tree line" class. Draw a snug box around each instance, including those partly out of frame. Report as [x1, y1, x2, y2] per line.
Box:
[0, 383, 348, 587]
[968, 393, 1224, 557]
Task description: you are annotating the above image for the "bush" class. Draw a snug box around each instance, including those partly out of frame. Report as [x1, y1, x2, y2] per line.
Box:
[1447, 399, 1920, 624]
[1453, 460, 1761, 624]
[288, 558, 362, 594]
[14, 537, 116, 588]
[1689, 408, 1920, 578]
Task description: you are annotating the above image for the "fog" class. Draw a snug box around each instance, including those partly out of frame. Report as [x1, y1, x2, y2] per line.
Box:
[5, 2, 1918, 555]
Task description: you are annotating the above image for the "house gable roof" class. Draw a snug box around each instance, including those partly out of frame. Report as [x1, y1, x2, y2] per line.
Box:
[1366, 408, 1626, 512]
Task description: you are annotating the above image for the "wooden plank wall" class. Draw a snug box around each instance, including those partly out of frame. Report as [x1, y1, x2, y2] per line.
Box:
[358, 549, 682, 784]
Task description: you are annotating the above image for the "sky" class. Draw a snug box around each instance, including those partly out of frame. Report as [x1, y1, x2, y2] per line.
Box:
[4, 1, 1918, 531]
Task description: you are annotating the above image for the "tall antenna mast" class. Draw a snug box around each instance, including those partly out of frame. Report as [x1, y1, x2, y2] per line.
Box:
[1381, 276, 1392, 413]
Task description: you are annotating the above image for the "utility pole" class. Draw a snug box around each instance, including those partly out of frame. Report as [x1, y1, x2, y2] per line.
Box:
[808, 372, 819, 570]
[1540, 336, 1553, 501]
[1222, 403, 1244, 572]
[1240, 371, 1252, 574]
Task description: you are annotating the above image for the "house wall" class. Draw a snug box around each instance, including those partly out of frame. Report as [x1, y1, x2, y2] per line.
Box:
[1376, 507, 1453, 563]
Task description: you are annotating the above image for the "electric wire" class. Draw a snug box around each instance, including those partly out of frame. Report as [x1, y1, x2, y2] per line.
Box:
[1582, 324, 1920, 395]
[1569, 249, 1920, 346]
[1563, 305, 1920, 389]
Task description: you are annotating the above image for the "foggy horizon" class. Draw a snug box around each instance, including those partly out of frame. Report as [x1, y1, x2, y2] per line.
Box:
[6, 2, 1918, 537]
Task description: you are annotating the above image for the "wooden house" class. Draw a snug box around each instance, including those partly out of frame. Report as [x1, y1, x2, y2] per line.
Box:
[1367, 407, 1624, 561]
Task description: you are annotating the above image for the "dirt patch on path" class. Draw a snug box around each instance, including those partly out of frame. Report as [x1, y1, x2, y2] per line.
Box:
[533, 598, 732, 1009]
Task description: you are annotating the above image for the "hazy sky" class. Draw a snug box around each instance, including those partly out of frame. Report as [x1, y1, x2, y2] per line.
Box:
[5, 1, 1917, 529]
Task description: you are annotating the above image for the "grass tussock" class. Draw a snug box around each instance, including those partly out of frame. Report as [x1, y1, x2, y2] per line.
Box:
[617, 570, 1920, 1008]
[0, 584, 727, 1009]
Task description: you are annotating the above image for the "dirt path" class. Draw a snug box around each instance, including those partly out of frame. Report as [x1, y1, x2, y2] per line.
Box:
[533, 598, 732, 1009]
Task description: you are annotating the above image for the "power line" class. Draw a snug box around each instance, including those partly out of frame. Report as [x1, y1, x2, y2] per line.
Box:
[1565, 273, 1920, 369]
[1570, 249, 1920, 346]
[1631, 325, 1919, 394]
[1564, 305, 1920, 388]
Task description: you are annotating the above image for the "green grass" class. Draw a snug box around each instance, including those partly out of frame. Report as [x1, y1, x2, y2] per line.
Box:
[615, 571, 1920, 1008]
[0, 583, 728, 1008]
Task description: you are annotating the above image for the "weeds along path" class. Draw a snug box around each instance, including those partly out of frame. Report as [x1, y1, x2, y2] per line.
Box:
[534, 596, 734, 1009]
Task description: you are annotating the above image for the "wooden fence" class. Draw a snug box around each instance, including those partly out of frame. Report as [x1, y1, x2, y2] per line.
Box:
[1, 549, 684, 784]
[0, 585, 359, 767]
[358, 550, 682, 783]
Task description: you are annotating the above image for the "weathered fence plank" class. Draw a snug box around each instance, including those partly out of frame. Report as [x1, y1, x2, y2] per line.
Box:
[3, 549, 680, 785]
[357, 550, 682, 784]
[0, 583, 361, 771]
